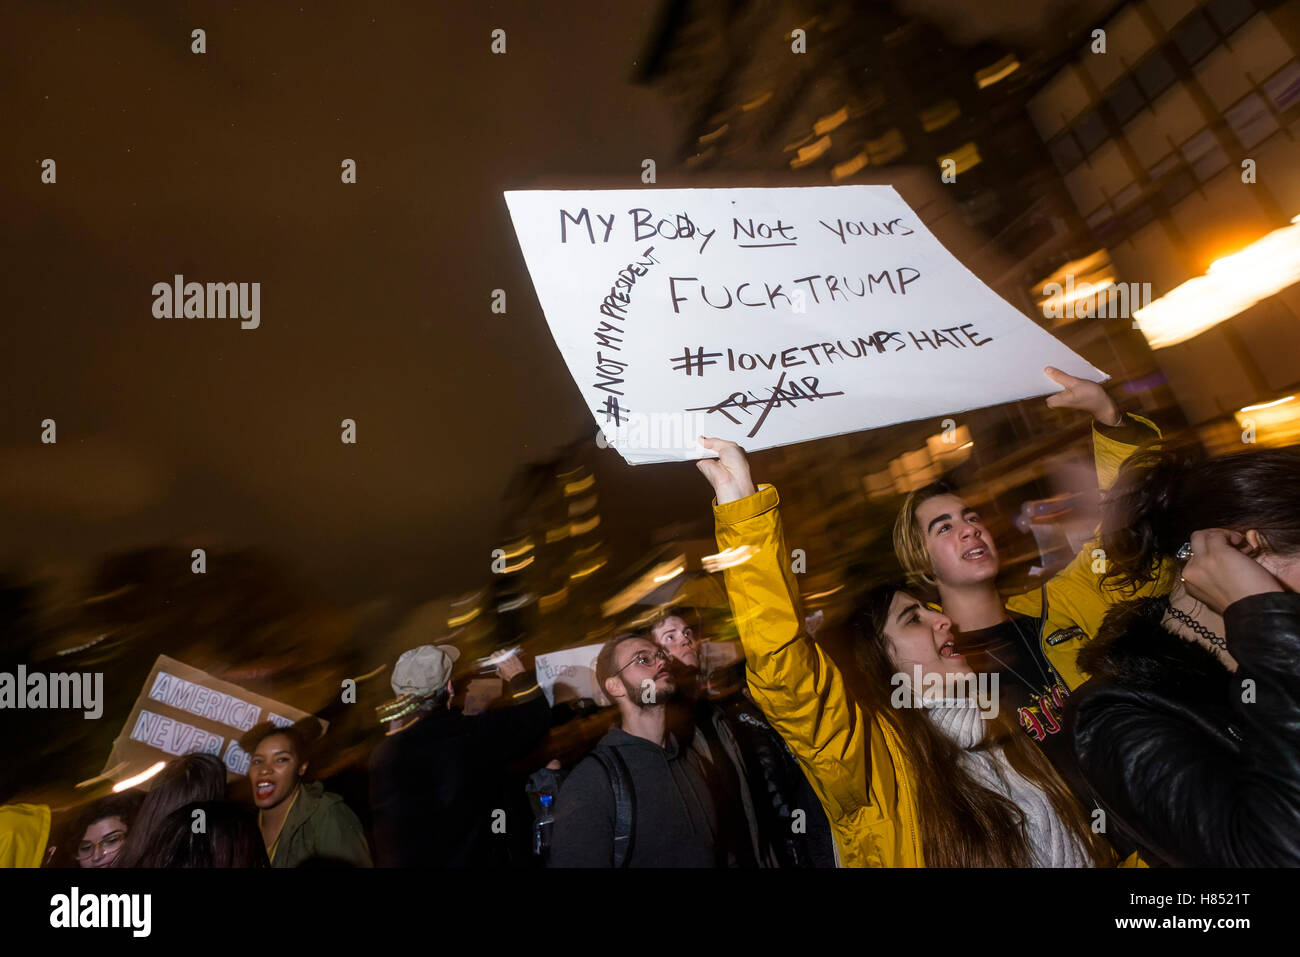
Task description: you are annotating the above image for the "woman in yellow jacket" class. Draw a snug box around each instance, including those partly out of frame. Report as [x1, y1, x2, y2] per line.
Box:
[699, 436, 1114, 867]
[695, 370, 1169, 866]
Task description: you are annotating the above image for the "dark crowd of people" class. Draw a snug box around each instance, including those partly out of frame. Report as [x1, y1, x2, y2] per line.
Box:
[5, 368, 1299, 869]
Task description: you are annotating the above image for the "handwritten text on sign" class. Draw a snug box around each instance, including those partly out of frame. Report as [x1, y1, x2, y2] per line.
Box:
[103, 655, 324, 783]
[505, 187, 1104, 464]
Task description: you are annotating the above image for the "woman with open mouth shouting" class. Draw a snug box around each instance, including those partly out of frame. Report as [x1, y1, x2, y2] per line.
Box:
[242, 720, 372, 868]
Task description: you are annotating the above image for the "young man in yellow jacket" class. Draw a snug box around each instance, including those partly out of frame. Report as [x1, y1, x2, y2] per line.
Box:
[695, 368, 1164, 866]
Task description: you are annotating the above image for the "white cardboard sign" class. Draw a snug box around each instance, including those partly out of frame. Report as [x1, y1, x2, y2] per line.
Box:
[103, 655, 324, 784]
[505, 186, 1105, 464]
[535, 643, 607, 707]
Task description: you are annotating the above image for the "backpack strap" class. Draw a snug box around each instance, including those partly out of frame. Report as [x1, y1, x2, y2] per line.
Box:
[590, 748, 636, 868]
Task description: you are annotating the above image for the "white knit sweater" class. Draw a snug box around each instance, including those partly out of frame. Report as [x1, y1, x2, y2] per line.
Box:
[922, 697, 1091, 868]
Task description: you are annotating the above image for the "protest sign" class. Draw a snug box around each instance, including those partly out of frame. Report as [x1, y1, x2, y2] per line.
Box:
[535, 643, 607, 707]
[102, 655, 326, 785]
[462, 677, 504, 716]
[505, 186, 1106, 464]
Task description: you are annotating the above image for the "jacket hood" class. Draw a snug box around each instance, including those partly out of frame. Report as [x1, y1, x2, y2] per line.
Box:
[598, 725, 681, 759]
[1079, 597, 1230, 701]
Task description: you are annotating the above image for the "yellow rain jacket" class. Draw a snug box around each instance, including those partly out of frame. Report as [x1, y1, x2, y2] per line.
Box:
[713, 420, 1166, 867]
[0, 803, 51, 868]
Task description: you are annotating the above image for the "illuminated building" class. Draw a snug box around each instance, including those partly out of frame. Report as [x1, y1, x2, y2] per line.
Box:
[630, 1, 1186, 580]
[1027, 0, 1300, 445]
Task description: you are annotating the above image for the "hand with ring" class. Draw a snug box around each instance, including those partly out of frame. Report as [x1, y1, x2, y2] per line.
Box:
[1179, 528, 1282, 614]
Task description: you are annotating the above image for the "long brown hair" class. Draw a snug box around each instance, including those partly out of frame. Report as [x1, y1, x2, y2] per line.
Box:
[113, 752, 227, 867]
[851, 583, 1112, 867]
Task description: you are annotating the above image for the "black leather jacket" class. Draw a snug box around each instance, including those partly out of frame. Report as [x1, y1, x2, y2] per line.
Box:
[1066, 592, 1300, 867]
[716, 693, 835, 868]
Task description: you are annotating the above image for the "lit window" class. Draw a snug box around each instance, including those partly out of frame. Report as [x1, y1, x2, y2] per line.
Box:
[814, 107, 849, 136]
[936, 141, 981, 175]
[975, 54, 1020, 89]
[832, 151, 869, 181]
[789, 135, 832, 168]
[867, 128, 906, 164]
[919, 99, 961, 132]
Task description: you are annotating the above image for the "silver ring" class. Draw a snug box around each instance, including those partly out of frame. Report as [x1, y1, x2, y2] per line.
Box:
[1176, 542, 1194, 561]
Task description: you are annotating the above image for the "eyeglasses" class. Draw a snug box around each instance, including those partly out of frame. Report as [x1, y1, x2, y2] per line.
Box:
[76, 830, 126, 860]
[613, 648, 669, 676]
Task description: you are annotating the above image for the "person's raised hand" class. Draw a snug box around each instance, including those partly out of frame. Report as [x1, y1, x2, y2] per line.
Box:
[696, 436, 757, 505]
[1181, 528, 1283, 614]
[495, 650, 526, 682]
[1043, 366, 1122, 426]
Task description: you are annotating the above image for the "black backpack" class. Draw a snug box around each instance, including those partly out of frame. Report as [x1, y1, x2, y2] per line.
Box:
[589, 748, 636, 868]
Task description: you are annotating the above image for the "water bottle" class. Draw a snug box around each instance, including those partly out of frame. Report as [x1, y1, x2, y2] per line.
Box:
[533, 793, 554, 856]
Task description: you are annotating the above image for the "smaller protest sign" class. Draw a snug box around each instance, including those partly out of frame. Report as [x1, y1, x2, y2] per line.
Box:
[102, 655, 326, 785]
[535, 643, 607, 707]
[462, 677, 504, 716]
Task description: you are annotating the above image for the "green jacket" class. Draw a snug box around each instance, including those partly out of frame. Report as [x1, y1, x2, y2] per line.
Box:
[271, 781, 372, 868]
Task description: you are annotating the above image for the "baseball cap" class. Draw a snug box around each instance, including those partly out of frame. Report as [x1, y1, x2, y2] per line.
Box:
[390, 643, 462, 697]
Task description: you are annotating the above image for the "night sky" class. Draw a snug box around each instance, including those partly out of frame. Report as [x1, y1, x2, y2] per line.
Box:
[2, 2, 693, 604]
[1, 1, 1112, 605]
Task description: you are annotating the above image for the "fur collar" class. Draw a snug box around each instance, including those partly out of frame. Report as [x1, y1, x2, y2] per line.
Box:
[1079, 597, 1231, 703]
